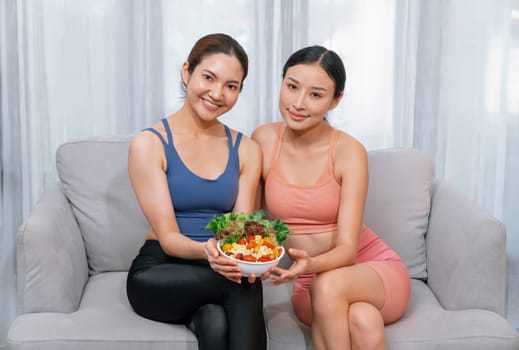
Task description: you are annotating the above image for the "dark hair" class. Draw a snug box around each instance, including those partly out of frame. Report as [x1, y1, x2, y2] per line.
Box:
[182, 33, 248, 92]
[282, 45, 346, 98]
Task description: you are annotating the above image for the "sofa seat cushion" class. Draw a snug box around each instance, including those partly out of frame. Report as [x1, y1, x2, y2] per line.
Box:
[262, 279, 519, 350]
[385, 280, 519, 350]
[8, 272, 197, 350]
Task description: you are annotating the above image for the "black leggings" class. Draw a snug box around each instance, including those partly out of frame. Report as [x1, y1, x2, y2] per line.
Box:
[126, 240, 266, 350]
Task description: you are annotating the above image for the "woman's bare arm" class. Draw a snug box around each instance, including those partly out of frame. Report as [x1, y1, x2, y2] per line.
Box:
[128, 131, 206, 259]
[305, 133, 368, 273]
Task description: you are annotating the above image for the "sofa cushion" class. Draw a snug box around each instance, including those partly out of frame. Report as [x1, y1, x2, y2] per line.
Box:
[384, 280, 519, 350]
[8, 272, 198, 350]
[364, 148, 433, 279]
[56, 136, 148, 274]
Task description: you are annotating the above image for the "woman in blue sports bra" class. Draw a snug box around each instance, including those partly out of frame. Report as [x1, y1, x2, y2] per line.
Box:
[126, 33, 265, 350]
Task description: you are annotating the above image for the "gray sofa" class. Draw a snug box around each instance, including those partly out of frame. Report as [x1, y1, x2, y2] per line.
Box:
[7, 135, 519, 350]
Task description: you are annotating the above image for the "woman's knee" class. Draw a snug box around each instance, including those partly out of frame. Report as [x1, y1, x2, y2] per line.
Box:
[348, 302, 385, 349]
[310, 270, 347, 310]
[187, 304, 228, 350]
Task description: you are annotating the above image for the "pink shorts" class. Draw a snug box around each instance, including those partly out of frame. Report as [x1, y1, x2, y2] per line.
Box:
[291, 260, 411, 326]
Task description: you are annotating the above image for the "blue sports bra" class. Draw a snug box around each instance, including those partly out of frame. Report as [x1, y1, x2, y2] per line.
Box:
[144, 118, 242, 242]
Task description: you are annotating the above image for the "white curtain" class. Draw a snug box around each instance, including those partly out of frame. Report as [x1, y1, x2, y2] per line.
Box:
[414, 0, 519, 325]
[1, 0, 518, 345]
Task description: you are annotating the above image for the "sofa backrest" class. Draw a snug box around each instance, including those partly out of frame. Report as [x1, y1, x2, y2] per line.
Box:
[56, 137, 433, 279]
[57, 136, 148, 275]
[364, 148, 433, 280]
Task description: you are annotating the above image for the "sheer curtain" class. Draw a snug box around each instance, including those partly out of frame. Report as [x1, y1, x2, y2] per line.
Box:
[1, 0, 518, 346]
[413, 0, 519, 326]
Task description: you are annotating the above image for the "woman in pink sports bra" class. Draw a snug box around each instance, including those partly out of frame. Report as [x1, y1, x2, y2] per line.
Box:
[252, 46, 411, 350]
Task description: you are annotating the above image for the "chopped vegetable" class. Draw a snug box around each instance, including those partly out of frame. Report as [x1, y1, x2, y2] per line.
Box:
[205, 210, 291, 262]
[219, 234, 282, 262]
[205, 210, 290, 245]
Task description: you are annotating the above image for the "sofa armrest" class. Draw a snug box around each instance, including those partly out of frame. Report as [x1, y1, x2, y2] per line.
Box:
[426, 181, 506, 316]
[17, 183, 89, 314]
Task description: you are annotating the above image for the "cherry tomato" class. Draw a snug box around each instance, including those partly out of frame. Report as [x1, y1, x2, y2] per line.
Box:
[258, 255, 274, 262]
[243, 255, 257, 262]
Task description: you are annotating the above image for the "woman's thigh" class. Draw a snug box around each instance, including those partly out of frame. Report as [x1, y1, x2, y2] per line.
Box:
[292, 264, 385, 326]
[363, 260, 411, 324]
[127, 261, 230, 323]
[312, 263, 386, 310]
[311, 261, 410, 324]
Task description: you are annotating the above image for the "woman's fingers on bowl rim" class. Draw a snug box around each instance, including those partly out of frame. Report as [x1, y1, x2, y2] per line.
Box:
[259, 271, 271, 280]
[216, 257, 239, 267]
[220, 263, 241, 272]
[269, 265, 285, 274]
[211, 259, 240, 271]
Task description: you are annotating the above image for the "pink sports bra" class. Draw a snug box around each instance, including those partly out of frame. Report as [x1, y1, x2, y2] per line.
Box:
[264, 123, 341, 235]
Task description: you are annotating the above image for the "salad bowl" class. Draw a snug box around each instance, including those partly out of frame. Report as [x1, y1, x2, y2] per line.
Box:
[217, 240, 285, 276]
[206, 210, 290, 277]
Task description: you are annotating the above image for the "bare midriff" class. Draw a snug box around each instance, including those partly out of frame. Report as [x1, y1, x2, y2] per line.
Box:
[285, 224, 367, 257]
[285, 230, 337, 257]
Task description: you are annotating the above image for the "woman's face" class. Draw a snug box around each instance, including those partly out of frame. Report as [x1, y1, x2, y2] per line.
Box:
[182, 53, 244, 122]
[279, 63, 342, 130]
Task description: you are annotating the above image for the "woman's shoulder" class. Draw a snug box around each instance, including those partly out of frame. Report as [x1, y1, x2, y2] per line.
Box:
[334, 128, 367, 163]
[223, 124, 252, 146]
[253, 121, 282, 133]
[130, 128, 162, 149]
[128, 128, 166, 171]
[131, 119, 168, 142]
[129, 117, 171, 154]
[223, 125, 261, 159]
[251, 122, 282, 144]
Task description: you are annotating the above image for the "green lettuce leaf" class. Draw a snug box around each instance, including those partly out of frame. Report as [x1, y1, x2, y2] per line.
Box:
[205, 210, 291, 245]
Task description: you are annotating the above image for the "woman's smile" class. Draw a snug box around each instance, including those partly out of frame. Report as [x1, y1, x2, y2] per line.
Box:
[287, 109, 310, 121]
[201, 96, 223, 111]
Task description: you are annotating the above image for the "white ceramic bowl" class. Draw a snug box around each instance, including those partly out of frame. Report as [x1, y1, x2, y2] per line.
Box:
[217, 240, 285, 277]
